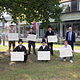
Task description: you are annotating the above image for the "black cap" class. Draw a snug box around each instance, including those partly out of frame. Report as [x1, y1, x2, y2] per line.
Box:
[48, 25, 52, 28]
[42, 38, 46, 43]
[18, 39, 23, 43]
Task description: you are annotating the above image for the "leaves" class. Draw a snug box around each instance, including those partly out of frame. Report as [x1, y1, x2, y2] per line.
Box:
[0, 0, 62, 27]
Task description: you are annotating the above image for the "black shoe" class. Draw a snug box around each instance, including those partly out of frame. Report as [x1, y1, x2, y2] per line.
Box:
[45, 60, 48, 62]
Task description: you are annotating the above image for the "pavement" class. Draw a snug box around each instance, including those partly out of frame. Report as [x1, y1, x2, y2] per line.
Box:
[1, 42, 80, 53]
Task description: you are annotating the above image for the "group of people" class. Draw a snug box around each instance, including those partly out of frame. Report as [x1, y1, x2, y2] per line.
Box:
[8, 25, 75, 63]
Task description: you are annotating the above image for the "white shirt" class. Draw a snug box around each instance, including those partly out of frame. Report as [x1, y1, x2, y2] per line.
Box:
[49, 31, 51, 33]
[42, 45, 46, 49]
[62, 45, 72, 51]
[19, 46, 22, 49]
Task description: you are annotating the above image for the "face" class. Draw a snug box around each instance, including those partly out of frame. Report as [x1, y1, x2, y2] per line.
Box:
[48, 28, 52, 31]
[64, 41, 68, 46]
[30, 29, 33, 33]
[42, 42, 46, 46]
[68, 27, 72, 32]
[19, 42, 23, 46]
[10, 26, 14, 30]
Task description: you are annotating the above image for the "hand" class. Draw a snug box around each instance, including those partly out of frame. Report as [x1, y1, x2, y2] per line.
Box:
[24, 53, 26, 55]
[72, 51, 74, 53]
[26, 34, 28, 38]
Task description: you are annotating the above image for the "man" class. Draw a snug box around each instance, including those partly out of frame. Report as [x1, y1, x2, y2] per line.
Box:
[66, 27, 75, 50]
[8, 25, 16, 56]
[61, 40, 73, 63]
[13, 39, 28, 62]
[45, 25, 54, 55]
[38, 38, 51, 51]
[28, 28, 36, 55]
[38, 38, 51, 62]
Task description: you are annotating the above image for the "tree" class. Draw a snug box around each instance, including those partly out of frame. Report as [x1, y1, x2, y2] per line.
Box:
[0, 0, 62, 27]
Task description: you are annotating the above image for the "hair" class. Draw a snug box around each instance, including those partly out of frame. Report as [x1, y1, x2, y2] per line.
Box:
[9, 25, 14, 27]
[64, 40, 67, 43]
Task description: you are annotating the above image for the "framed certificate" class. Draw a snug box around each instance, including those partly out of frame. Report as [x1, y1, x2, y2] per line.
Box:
[60, 49, 73, 57]
[8, 33, 19, 41]
[27, 34, 36, 41]
[38, 51, 50, 60]
[11, 52, 24, 61]
[48, 35, 58, 43]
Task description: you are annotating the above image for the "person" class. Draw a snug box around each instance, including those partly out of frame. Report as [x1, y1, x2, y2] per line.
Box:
[61, 40, 73, 63]
[28, 28, 36, 55]
[38, 38, 51, 51]
[66, 27, 75, 50]
[45, 25, 54, 55]
[0, 35, 1, 45]
[38, 38, 51, 62]
[13, 39, 28, 63]
[8, 25, 16, 56]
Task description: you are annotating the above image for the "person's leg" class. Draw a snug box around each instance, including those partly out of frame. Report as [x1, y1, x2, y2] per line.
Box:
[51, 43, 53, 55]
[9, 41, 11, 56]
[70, 54, 73, 63]
[28, 43, 31, 55]
[61, 57, 66, 61]
[13, 41, 15, 50]
[32, 43, 36, 55]
[24, 54, 28, 62]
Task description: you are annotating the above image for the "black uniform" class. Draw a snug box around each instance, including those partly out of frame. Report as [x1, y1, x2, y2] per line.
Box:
[13, 45, 28, 62]
[38, 45, 51, 51]
[45, 31, 54, 55]
[38, 45, 51, 62]
[28, 32, 36, 55]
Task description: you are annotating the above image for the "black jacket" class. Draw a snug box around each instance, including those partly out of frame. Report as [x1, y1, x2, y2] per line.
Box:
[13, 45, 27, 54]
[38, 45, 50, 51]
[45, 31, 54, 38]
[66, 32, 75, 43]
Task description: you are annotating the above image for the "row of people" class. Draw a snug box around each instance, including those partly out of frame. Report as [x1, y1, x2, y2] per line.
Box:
[8, 25, 75, 63]
[13, 38, 73, 63]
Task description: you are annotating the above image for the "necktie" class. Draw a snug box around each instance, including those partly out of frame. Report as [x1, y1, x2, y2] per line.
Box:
[69, 32, 71, 41]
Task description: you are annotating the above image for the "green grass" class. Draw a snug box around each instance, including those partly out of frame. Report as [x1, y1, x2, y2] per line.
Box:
[0, 46, 80, 80]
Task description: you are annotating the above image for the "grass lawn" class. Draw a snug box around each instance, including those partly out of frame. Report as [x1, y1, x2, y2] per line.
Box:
[0, 45, 80, 80]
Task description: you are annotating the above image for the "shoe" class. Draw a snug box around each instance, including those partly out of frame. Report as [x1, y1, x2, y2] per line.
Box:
[70, 60, 73, 63]
[64, 59, 66, 61]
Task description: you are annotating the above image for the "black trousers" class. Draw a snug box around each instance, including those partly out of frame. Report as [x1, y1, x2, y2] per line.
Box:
[68, 41, 74, 50]
[28, 42, 36, 55]
[24, 54, 28, 62]
[48, 43, 53, 55]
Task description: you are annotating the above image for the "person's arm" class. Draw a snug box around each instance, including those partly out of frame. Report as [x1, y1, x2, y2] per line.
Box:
[74, 32, 76, 43]
[47, 46, 50, 51]
[24, 47, 27, 55]
[13, 47, 17, 52]
[66, 32, 68, 41]
[38, 46, 42, 51]
[45, 31, 47, 38]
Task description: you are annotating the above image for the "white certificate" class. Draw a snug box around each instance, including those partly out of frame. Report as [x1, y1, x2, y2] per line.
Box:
[48, 35, 58, 43]
[60, 49, 73, 57]
[8, 33, 19, 41]
[11, 52, 24, 61]
[27, 34, 36, 41]
[38, 51, 50, 60]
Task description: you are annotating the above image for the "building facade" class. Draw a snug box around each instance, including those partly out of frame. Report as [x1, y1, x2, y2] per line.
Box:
[60, 0, 80, 40]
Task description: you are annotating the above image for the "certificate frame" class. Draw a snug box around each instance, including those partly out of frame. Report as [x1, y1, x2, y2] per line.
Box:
[38, 51, 50, 60]
[11, 52, 24, 61]
[60, 49, 73, 57]
[27, 34, 36, 42]
[48, 35, 58, 43]
[8, 33, 19, 41]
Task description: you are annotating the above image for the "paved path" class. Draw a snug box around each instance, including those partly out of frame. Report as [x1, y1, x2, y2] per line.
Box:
[1, 42, 80, 53]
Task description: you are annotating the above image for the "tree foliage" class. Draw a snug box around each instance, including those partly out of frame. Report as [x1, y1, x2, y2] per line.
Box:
[0, 0, 62, 27]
